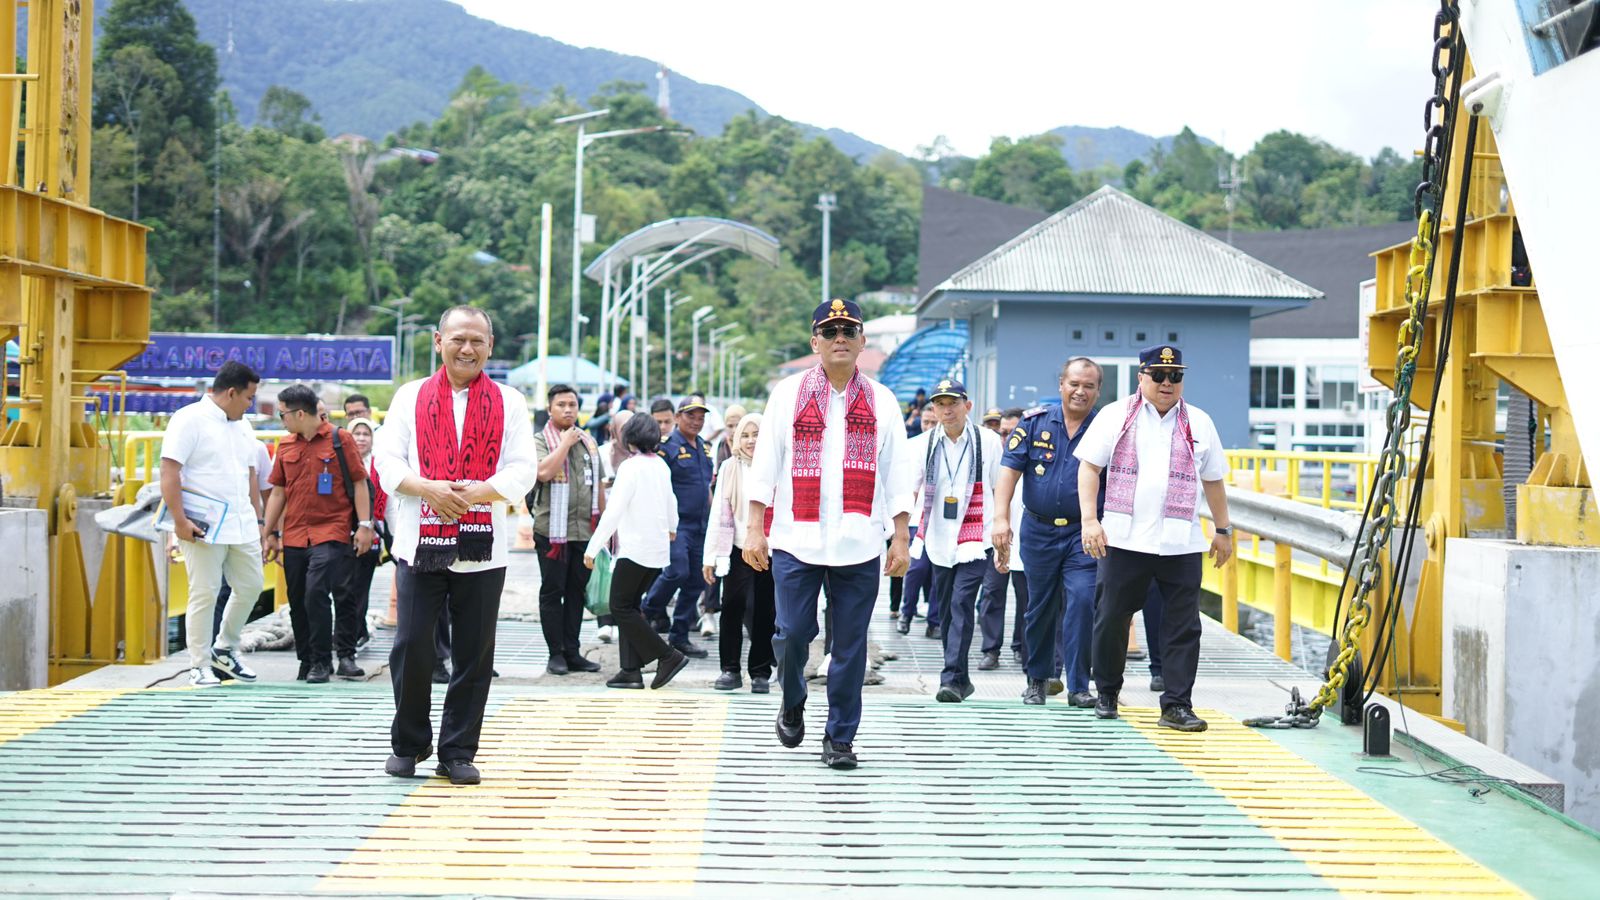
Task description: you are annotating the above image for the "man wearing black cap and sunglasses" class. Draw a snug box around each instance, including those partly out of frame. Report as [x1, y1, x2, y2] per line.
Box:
[745, 298, 914, 769]
[1074, 345, 1234, 732]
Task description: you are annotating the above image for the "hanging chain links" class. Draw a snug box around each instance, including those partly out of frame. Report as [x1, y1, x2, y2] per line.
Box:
[1246, 0, 1461, 729]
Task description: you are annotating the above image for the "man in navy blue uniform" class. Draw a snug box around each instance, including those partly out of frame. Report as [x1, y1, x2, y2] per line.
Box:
[641, 396, 714, 658]
[992, 357, 1104, 707]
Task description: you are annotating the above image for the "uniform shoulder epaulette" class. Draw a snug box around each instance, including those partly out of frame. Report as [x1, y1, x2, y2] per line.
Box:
[1021, 406, 1049, 419]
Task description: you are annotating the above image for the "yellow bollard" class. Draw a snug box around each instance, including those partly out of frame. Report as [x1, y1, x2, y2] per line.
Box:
[1273, 542, 1293, 661]
[1221, 532, 1239, 633]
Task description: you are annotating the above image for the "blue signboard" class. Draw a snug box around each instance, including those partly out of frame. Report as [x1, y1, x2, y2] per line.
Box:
[125, 333, 396, 383]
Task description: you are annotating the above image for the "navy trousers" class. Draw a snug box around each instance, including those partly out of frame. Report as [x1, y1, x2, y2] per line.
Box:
[642, 521, 706, 644]
[771, 550, 879, 744]
[932, 554, 991, 690]
[1018, 516, 1097, 691]
[897, 528, 939, 626]
[979, 564, 1030, 655]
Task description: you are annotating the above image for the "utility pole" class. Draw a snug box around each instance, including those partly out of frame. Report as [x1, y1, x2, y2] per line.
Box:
[536, 203, 553, 407]
[815, 192, 837, 303]
[691, 306, 714, 394]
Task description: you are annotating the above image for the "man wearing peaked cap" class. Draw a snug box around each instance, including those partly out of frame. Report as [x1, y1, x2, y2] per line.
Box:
[639, 392, 716, 658]
[900, 379, 1003, 703]
[743, 298, 914, 770]
[1074, 345, 1233, 733]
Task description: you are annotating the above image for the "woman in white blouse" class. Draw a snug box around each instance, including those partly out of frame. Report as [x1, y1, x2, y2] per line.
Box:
[702, 414, 774, 694]
[585, 413, 689, 690]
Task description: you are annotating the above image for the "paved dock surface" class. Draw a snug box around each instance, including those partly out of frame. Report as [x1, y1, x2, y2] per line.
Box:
[4, 567, 1599, 896]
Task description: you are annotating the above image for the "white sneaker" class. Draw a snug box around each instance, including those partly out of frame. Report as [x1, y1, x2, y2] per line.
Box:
[699, 614, 716, 637]
[210, 648, 258, 682]
[189, 667, 220, 687]
[597, 625, 616, 644]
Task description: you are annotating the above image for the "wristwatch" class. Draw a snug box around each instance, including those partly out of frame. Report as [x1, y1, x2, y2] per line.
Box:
[1214, 525, 1233, 536]
[356, 520, 374, 530]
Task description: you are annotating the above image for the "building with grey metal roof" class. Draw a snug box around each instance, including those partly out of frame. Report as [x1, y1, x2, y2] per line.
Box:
[917, 186, 1318, 445]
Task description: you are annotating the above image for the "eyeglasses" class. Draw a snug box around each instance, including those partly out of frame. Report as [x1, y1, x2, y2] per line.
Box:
[815, 324, 859, 341]
[1144, 369, 1184, 384]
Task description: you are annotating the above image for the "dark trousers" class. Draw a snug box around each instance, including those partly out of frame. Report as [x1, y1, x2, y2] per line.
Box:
[1092, 547, 1202, 709]
[611, 557, 673, 670]
[979, 564, 1030, 655]
[642, 521, 706, 644]
[1019, 517, 1097, 691]
[535, 534, 593, 660]
[1098, 570, 1166, 676]
[771, 550, 879, 743]
[347, 548, 380, 645]
[932, 554, 991, 690]
[898, 530, 938, 626]
[390, 561, 504, 762]
[283, 542, 356, 666]
[719, 549, 776, 678]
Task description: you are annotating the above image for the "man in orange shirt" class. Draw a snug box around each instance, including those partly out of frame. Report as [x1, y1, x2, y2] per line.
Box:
[264, 384, 375, 683]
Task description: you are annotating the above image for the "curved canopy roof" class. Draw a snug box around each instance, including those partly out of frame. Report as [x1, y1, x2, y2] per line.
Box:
[583, 217, 780, 281]
[877, 321, 969, 405]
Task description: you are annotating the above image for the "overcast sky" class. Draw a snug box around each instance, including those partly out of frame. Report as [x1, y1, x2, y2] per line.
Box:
[453, 0, 1439, 161]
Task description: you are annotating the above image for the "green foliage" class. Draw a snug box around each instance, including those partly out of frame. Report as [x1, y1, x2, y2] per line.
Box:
[969, 135, 1089, 212]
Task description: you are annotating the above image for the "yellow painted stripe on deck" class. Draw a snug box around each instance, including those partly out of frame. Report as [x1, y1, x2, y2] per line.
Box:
[317, 693, 730, 897]
[0, 689, 129, 747]
[1124, 707, 1525, 897]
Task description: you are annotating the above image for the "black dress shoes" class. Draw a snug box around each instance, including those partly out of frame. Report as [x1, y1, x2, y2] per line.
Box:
[336, 656, 365, 679]
[565, 654, 602, 673]
[1022, 679, 1046, 705]
[1067, 690, 1097, 708]
[672, 641, 709, 659]
[384, 744, 432, 777]
[896, 618, 911, 635]
[750, 677, 770, 694]
[977, 651, 1000, 671]
[1095, 691, 1120, 720]
[432, 661, 450, 684]
[1150, 675, 1166, 693]
[713, 670, 742, 691]
[306, 661, 332, 684]
[606, 669, 644, 689]
[1158, 705, 1208, 732]
[651, 651, 691, 689]
[821, 739, 858, 769]
[925, 622, 942, 640]
[545, 655, 570, 675]
[436, 759, 481, 785]
[776, 703, 805, 747]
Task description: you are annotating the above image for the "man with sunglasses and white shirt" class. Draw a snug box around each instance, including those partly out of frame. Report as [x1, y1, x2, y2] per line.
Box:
[745, 298, 913, 770]
[1075, 345, 1233, 733]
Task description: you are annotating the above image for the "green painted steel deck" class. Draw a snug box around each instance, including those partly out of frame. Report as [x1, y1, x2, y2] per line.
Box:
[2, 679, 1598, 897]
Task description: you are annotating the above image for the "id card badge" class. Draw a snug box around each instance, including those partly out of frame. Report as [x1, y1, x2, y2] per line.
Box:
[317, 471, 334, 495]
[943, 495, 959, 520]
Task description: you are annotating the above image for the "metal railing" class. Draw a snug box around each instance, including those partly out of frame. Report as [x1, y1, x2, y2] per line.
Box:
[1225, 448, 1381, 511]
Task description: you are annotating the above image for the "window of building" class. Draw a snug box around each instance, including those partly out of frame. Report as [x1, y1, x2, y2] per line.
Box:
[1249, 365, 1296, 409]
[1067, 326, 1086, 344]
[1097, 326, 1120, 348]
[1307, 364, 1358, 410]
[1165, 329, 1182, 344]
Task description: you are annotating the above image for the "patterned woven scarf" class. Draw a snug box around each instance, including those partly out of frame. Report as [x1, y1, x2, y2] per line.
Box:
[917, 426, 985, 549]
[790, 365, 878, 522]
[1104, 394, 1197, 525]
[414, 369, 504, 572]
[540, 419, 600, 558]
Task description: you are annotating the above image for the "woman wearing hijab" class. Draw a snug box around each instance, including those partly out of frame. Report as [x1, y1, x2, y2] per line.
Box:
[703, 413, 775, 693]
[585, 412, 691, 691]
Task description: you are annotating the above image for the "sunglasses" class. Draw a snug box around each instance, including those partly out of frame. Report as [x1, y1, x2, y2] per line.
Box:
[1143, 369, 1185, 384]
[815, 324, 860, 340]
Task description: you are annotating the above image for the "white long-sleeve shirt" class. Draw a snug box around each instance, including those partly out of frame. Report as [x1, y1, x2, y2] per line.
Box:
[747, 370, 915, 567]
[903, 422, 1004, 568]
[372, 377, 538, 572]
[586, 454, 678, 567]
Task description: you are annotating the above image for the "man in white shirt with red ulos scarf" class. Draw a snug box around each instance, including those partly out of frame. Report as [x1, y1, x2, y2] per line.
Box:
[374, 306, 538, 785]
[745, 299, 913, 770]
[1076, 345, 1233, 733]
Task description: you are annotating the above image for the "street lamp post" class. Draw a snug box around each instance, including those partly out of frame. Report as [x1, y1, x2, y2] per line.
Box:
[708, 323, 736, 402]
[815, 192, 837, 303]
[734, 352, 755, 402]
[690, 306, 714, 395]
[369, 295, 412, 381]
[556, 109, 686, 381]
[663, 290, 692, 397]
[720, 334, 747, 402]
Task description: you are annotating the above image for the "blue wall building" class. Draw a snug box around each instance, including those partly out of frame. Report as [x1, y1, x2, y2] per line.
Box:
[916, 187, 1320, 447]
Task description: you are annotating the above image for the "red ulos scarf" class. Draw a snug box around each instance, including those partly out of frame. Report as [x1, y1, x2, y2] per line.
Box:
[790, 365, 877, 522]
[415, 369, 504, 571]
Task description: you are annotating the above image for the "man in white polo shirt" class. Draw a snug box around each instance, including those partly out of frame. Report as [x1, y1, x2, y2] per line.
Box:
[160, 360, 267, 687]
[1075, 345, 1233, 732]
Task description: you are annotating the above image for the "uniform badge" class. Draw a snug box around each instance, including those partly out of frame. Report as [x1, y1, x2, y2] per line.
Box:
[1046, 453, 1053, 460]
[1008, 430, 1023, 450]
[1040, 431, 1051, 440]
[1034, 464, 1045, 475]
